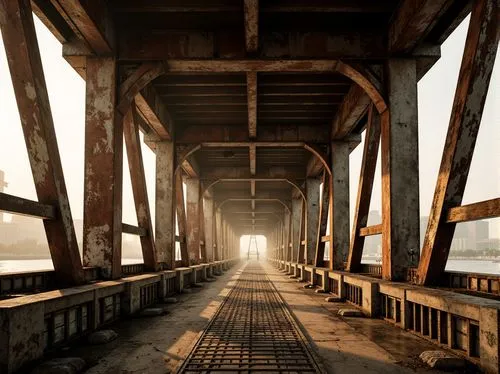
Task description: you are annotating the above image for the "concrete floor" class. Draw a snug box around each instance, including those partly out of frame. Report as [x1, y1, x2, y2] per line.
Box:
[54, 261, 477, 373]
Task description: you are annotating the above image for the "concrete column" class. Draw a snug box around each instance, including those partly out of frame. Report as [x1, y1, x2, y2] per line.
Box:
[306, 178, 321, 265]
[215, 209, 222, 261]
[381, 59, 420, 280]
[186, 178, 201, 264]
[331, 141, 350, 270]
[203, 198, 214, 263]
[284, 212, 291, 262]
[155, 141, 175, 269]
[291, 198, 302, 263]
[83, 57, 122, 279]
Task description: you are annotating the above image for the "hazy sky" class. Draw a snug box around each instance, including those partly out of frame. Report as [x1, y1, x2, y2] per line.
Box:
[0, 15, 498, 244]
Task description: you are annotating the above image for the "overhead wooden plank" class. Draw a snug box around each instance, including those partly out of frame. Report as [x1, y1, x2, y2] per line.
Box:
[331, 84, 371, 139]
[201, 166, 305, 180]
[122, 223, 147, 237]
[417, 0, 499, 286]
[176, 124, 330, 144]
[347, 106, 381, 272]
[244, 0, 259, 52]
[0, 192, 56, 220]
[117, 31, 386, 60]
[123, 105, 157, 271]
[247, 72, 258, 138]
[359, 224, 383, 237]
[249, 143, 257, 175]
[389, 0, 452, 53]
[49, 0, 113, 54]
[446, 198, 500, 223]
[0, 0, 84, 285]
[175, 172, 190, 266]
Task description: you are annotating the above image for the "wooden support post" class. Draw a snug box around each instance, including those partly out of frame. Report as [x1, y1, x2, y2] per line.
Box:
[0, 0, 84, 285]
[417, 0, 498, 285]
[331, 141, 350, 270]
[175, 172, 189, 266]
[381, 58, 420, 281]
[83, 57, 122, 279]
[186, 178, 201, 264]
[291, 198, 302, 262]
[347, 106, 381, 272]
[315, 172, 331, 267]
[123, 106, 157, 271]
[155, 141, 175, 269]
[306, 178, 321, 265]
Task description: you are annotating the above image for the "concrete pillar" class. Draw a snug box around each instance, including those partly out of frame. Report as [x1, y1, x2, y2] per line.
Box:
[186, 178, 201, 264]
[203, 198, 214, 263]
[83, 57, 122, 279]
[331, 141, 350, 270]
[215, 209, 222, 261]
[306, 178, 321, 265]
[291, 198, 302, 263]
[381, 59, 420, 280]
[154, 141, 175, 269]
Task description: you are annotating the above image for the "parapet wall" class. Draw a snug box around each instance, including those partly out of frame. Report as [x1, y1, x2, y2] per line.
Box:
[0, 260, 236, 373]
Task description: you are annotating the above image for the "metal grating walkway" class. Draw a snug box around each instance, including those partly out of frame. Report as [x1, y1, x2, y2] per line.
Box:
[180, 262, 322, 373]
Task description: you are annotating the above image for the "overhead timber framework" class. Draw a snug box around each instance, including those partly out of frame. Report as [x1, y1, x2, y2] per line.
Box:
[0, 0, 498, 290]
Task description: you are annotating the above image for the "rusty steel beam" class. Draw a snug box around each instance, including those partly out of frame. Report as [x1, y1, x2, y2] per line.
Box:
[31, 0, 74, 43]
[247, 72, 258, 138]
[446, 198, 500, 223]
[83, 57, 123, 280]
[215, 209, 222, 261]
[359, 224, 383, 237]
[249, 144, 257, 175]
[199, 193, 207, 262]
[214, 190, 292, 201]
[347, 106, 381, 272]
[0, 192, 56, 220]
[154, 140, 176, 269]
[331, 84, 371, 139]
[122, 223, 147, 237]
[203, 197, 215, 262]
[123, 106, 157, 271]
[0, 0, 84, 285]
[186, 178, 201, 264]
[244, 0, 259, 53]
[48, 0, 113, 54]
[175, 172, 190, 266]
[417, 0, 498, 286]
[291, 198, 302, 263]
[135, 84, 173, 140]
[314, 172, 330, 267]
[389, 0, 452, 53]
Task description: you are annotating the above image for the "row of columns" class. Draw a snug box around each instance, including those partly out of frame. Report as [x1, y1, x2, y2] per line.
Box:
[270, 58, 420, 281]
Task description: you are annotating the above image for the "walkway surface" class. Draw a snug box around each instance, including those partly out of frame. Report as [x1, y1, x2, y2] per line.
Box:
[180, 262, 322, 372]
[61, 261, 461, 373]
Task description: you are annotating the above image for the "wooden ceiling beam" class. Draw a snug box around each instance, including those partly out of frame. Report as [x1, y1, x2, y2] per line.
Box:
[48, 0, 113, 54]
[244, 0, 259, 53]
[247, 72, 258, 138]
[117, 32, 386, 61]
[331, 84, 371, 139]
[389, 0, 453, 53]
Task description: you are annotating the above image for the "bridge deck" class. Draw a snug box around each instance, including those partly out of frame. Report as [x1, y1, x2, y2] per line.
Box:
[181, 262, 322, 373]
